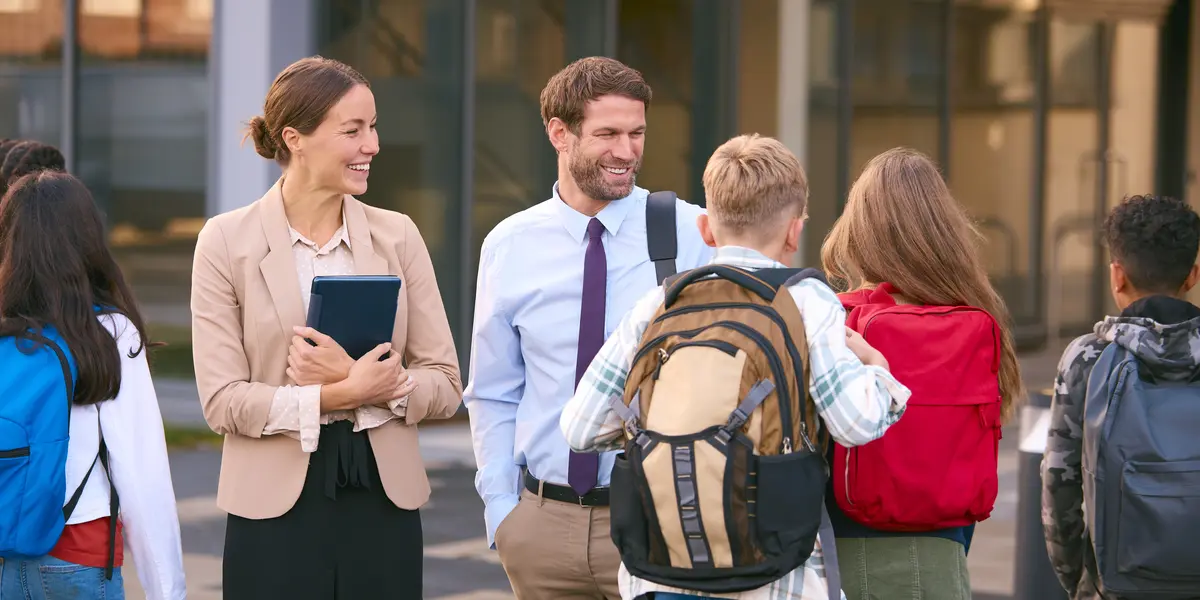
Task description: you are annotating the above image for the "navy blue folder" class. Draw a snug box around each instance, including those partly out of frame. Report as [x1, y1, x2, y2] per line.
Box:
[305, 275, 401, 359]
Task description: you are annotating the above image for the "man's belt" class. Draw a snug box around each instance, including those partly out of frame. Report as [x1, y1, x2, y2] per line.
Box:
[523, 471, 610, 507]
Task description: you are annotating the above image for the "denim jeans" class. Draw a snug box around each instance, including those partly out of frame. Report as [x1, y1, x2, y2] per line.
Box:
[0, 555, 124, 600]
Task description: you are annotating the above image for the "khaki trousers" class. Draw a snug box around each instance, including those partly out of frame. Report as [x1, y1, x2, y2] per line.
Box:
[496, 488, 622, 599]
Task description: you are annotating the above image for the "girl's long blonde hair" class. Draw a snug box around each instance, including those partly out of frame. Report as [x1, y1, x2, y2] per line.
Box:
[821, 147, 1024, 421]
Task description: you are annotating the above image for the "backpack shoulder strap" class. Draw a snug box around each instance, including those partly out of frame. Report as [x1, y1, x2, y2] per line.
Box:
[755, 267, 829, 290]
[662, 270, 686, 290]
[61, 407, 120, 580]
[646, 191, 678, 285]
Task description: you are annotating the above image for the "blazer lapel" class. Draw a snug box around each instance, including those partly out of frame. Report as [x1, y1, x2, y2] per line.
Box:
[344, 196, 390, 276]
[258, 181, 307, 334]
[343, 197, 403, 347]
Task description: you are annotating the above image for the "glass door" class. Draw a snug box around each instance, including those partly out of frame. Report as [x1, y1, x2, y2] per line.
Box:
[1043, 10, 1162, 347]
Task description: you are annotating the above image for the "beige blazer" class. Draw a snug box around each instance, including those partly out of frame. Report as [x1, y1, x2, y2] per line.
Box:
[190, 181, 462, 519]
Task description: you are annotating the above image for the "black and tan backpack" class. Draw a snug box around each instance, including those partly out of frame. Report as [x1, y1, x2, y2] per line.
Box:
[607, 264, 841, 595]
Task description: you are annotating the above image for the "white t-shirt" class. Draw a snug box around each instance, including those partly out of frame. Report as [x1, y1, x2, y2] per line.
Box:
[62, 313, 186, 600]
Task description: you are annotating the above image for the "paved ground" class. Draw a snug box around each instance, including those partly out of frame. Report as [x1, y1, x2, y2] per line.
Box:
[122, 347, 1068, 599]
[120, 423, 1029, 600]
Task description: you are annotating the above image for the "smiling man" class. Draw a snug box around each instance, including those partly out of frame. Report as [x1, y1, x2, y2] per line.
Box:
[464, 57, 713, 598]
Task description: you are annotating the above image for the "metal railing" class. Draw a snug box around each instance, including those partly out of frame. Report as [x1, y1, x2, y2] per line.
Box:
[1046, 213, 1101, 348]
[978, 216, 1019, 281]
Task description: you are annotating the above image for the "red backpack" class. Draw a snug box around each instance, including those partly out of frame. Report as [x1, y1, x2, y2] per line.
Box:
[833, 283, 1003, 531]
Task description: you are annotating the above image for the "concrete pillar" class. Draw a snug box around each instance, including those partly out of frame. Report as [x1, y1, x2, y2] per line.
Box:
[207, 0, 317, 217]
[777, 0, 811, 265]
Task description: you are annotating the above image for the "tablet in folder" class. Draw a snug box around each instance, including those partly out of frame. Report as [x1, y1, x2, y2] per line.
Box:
[306, 275, 402, 360]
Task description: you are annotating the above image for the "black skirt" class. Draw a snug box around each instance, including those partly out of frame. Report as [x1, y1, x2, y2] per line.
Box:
[223, 420, 423, 599]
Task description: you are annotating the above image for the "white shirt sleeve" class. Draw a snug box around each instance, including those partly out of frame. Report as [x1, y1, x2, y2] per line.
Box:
[98, 315, 187, 600]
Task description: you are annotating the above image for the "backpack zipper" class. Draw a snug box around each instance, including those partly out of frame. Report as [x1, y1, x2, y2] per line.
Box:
[0, 447, 30, 458]
[655, 302, 807, 403]
[635, 320, 794, 452]
[653, 340, 738, 379]
[655, 303, 802, 365]
[667, 339, 739, 357]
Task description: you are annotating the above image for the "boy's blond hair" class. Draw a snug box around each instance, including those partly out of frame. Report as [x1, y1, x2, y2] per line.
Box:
[702, 134, 808, 234]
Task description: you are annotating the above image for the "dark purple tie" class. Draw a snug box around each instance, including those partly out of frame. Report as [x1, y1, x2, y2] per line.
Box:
[569, 217, 606, 496]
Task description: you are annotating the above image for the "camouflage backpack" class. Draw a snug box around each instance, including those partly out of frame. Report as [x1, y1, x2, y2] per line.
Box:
[607, 264, 841, 595]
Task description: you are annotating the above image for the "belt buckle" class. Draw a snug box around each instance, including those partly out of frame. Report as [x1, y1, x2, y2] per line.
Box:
[577, 494, 587, 507]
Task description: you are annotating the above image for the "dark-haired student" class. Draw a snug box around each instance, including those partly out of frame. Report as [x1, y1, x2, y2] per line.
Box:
[1042, 194, 1200, 600]
[0, 171, 186, 600]
[190, 55, 462, 599]
[0, 138, 66, 196]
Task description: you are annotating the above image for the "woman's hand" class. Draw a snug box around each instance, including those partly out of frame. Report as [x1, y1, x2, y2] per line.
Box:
[845, 326, 889, 371]
[320, 343, 417, 412]
[287, 326, 354, 386]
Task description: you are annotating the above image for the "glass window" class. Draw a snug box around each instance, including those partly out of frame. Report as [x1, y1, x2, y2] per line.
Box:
[849, 0, 945, 171]
[73, 0, 211, 377]
[949, 2, 1037, 326]
[736, 0, 779, 138]
[616, 0, 694, 201]
[805, 0, 843, 267]
[0, 0, 63, 146]
[472, 0, 564, 270]
[1043, 20, 1103, 337]
[319, 0, 470, 357]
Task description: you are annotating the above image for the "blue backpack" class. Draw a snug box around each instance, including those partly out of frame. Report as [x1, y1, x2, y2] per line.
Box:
[0, 325, 118, 576]
[1083, 343, 1200, 599]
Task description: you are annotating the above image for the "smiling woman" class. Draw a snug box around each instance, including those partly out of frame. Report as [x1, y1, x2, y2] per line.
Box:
[190, 56, 462, 600]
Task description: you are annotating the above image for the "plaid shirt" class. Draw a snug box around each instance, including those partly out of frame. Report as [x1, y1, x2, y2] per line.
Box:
[560, 246, 911, 600]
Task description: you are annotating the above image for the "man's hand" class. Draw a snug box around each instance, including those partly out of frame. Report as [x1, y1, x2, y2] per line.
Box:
[287, 326, 354, 386]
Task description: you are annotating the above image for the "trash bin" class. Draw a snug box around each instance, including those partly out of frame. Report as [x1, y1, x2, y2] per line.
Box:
[1012, 391, 1068, 600]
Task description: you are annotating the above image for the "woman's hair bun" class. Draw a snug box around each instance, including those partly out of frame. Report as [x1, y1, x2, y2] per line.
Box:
[248, 116, 278, 160]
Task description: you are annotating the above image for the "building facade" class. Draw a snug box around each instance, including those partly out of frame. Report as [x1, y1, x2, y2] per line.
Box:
[0, 0, 1191, 375]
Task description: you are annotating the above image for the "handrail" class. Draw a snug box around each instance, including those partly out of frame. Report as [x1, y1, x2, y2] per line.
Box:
[977, 216, 1018, 279]
[1046, 213, 1101, 348]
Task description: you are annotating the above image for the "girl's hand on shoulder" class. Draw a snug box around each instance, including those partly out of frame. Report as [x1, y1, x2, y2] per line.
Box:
[845, 326, 890, 371]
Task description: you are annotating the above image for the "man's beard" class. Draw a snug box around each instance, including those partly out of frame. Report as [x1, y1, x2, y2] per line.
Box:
[568, 149, 641, 203]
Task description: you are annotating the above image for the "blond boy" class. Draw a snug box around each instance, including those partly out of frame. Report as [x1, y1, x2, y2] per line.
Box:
[559, 134, 911, 600]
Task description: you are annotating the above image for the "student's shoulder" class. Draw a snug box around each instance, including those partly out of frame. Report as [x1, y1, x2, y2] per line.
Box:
[1056, 332, 1109, 388]
[96, 312, 144, 353]
[785, 271, 843, 308]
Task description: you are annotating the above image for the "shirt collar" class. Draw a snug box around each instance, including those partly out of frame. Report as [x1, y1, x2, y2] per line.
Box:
[288, 206, 352, 253]
[552, 181, 640, 243]
[710, 246, 788, 269]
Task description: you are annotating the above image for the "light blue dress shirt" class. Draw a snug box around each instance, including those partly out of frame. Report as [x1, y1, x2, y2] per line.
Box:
[464, 183, 714, 547]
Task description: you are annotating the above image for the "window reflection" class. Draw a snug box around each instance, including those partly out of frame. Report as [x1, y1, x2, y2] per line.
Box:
[68, 0, 212, 376]
[320, 0, 469, 355]
[849, 0, 944, 170]
[79, 0, 210, 60]
[0, 0, 62, 147]
[950, 3, 1037, 324]
[472, 0, 563, 267]
[617, 0, 693, 200]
